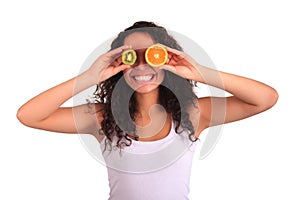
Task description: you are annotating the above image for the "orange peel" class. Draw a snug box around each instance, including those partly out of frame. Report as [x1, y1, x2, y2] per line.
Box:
[145, 44, 168, 67]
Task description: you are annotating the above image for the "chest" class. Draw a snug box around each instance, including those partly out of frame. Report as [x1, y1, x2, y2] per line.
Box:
[133, 114, 172, 142]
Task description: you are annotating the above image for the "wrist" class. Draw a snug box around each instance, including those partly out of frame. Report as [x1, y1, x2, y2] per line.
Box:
[82, 69, 100, 85]
[73, 71, 98, 93]
[193, 64, 206, 83]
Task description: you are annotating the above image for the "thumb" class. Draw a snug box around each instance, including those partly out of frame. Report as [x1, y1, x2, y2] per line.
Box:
[117, 64, 131, 72]
[160, 65, 176, 73]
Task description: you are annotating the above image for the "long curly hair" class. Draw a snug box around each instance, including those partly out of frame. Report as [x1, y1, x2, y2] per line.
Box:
[93, 21, 198, 150]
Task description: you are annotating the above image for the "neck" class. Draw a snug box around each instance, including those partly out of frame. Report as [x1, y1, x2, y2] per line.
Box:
[134, 88, 161, 118]
[134, 88, 168, 132]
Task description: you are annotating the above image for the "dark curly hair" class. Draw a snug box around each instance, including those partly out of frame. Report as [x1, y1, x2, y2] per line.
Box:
[93, 21, 198, 150]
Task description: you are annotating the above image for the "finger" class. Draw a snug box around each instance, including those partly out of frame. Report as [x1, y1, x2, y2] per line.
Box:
[110, 60, 119, 68]
[158, 43, 185, 58]
[160, 64, 177, 74]
[110, 57, 123, 67]
[107, 45, 131, 58]
[104, 45, 131, 66]
[116, 56, 123, 64]
[112, 64, 131, 73]
[166, 58, 177, 66]
[167, 54, 185, 64]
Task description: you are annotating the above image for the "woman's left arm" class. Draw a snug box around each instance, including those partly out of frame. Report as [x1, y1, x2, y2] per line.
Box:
[196, 67, 278, 125]
[162, 46, 279, 135]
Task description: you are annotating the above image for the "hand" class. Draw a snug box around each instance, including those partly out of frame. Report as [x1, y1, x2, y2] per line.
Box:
[86, 45, 131, 83]
[161, 45, 204, 82]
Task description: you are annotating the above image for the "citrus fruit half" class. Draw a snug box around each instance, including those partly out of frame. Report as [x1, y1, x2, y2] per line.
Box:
[122, 49, 137, 65]
[145, 44, 168, 67]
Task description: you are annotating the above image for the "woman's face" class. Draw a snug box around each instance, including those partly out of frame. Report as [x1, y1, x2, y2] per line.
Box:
[122, 32, 165, 94]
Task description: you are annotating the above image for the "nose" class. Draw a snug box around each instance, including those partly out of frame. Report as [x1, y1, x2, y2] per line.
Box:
[131, 49, 147, 67]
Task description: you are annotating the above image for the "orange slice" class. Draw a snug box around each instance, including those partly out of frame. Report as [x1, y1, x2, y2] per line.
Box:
[145, 44, 168, 67]
[122, 49, 137, 65]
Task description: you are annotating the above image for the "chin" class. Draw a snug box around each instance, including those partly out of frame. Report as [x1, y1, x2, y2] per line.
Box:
[134, 83, 160, 94]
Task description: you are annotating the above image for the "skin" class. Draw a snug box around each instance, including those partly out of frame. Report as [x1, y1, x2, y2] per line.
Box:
[122, 33, 168, 140]
[123, 33, 165, 94]
[16, 32, 278, 142]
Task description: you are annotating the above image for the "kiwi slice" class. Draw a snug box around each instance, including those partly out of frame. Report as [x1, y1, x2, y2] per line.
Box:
[122, 49, 137, 65]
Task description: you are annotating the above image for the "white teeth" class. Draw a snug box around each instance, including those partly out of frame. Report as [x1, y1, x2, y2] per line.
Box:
[133, 75, 153, 81]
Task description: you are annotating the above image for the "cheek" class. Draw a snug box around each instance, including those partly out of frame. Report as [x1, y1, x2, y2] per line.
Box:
[157, 70, 165, 82]
[123, 68, 131, 75]
[123, 69, 132, 83]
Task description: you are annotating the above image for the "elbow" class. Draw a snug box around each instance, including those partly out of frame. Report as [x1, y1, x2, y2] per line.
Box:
[262, 87, 279, 110]
[16, 107, 32, 127]
[16, 107, 26, 125]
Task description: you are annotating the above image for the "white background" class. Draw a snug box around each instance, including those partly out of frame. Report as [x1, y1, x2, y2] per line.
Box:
[1, 0, 299, 199]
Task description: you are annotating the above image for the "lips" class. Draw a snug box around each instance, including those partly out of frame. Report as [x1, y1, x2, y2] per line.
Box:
[132, 74, 155, 81]
[127, 65, 158, 85]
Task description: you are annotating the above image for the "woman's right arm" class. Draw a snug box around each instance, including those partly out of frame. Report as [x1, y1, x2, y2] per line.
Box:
[16, 45, 131, 136]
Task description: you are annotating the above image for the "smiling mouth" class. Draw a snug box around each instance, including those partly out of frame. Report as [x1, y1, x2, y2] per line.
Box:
[132, 74, 155, 81]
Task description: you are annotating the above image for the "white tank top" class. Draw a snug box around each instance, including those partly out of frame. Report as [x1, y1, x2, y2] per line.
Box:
[100, 122, 199, 200]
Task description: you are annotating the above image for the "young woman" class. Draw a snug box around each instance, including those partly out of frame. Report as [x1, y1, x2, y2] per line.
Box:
[17, 21, 278, 199]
